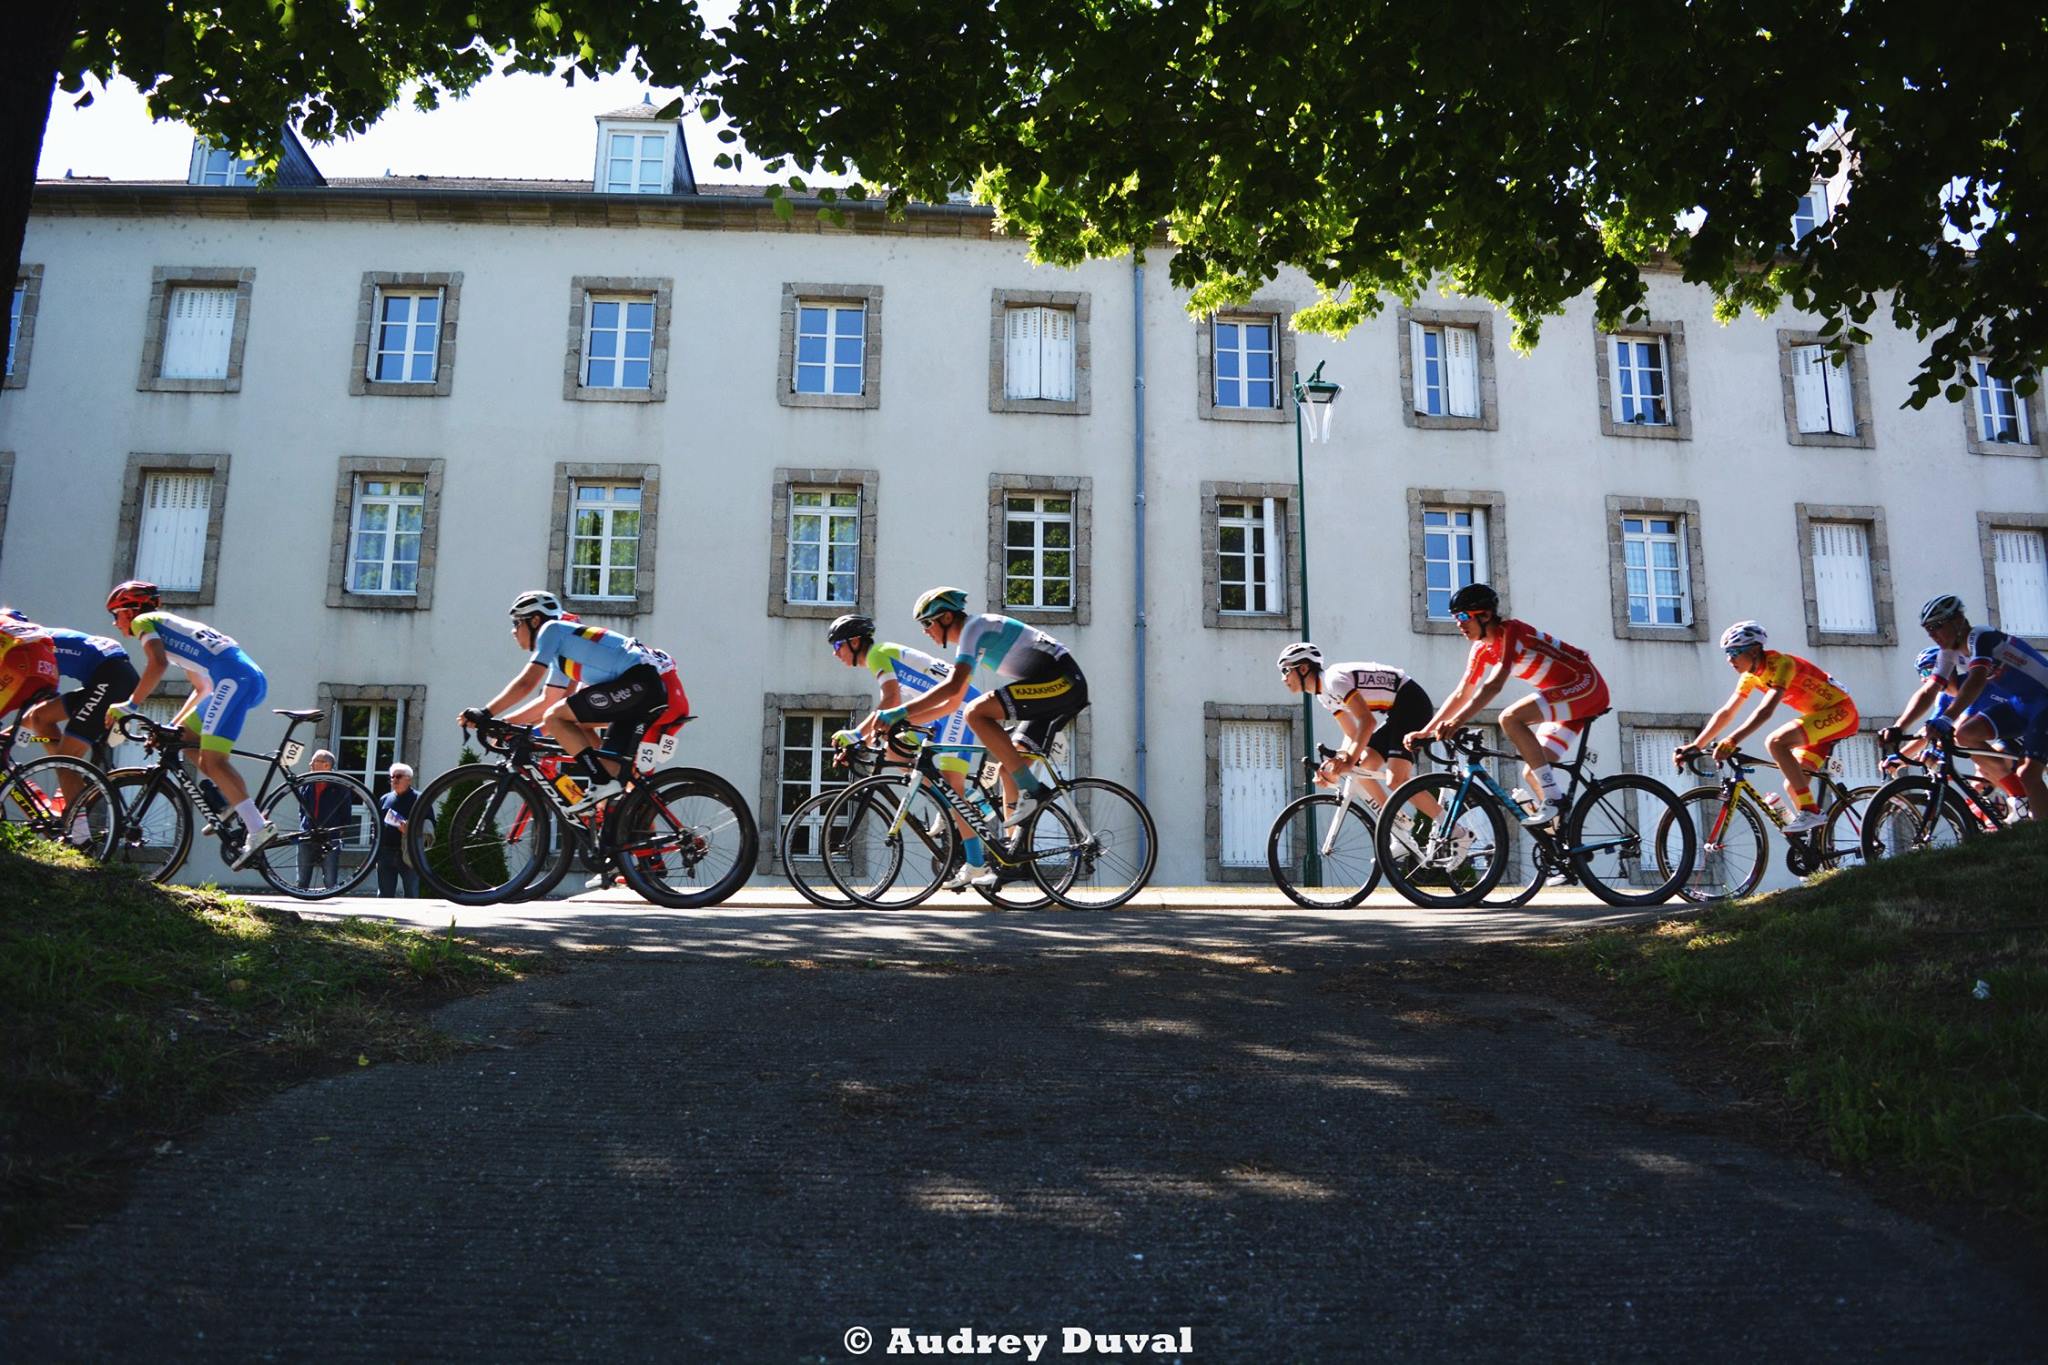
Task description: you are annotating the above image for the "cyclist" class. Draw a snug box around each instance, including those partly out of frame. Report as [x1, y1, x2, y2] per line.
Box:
[882, 588, 1087, 857]
[1676, 622, 1858, 834]
[464, 590, 687, 811]
[105, 580, 281, 868]
[9, 609, 141, 816]
[1880, 593, 2048, 815]
[829, 613, 987, 890]
[0, 609, 60, 730]
[1410, 582, 1609, 827]
[1885, 645, 2025, 815]
[1277, 643, 1438, 812]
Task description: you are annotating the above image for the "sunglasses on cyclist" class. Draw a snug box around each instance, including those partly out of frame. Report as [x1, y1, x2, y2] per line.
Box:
[1723, 646, 1750, 659]
[1452, 611, 1478, 623]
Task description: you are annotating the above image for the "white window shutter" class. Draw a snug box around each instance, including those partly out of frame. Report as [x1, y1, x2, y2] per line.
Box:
[1445, 326, 1480, 418]
[1005, 307, 1041, 400]
[1833, 733, 1883, 789]
[1822, 352, 1856, 435]
[1219, 721, 1291, 867]
[1632, 727, 1690, 837]
[1040, 308, 1076, 402]
[1811, 523, 1877, 633]
[134, 473, 211, 591]
[1607, 337, 1628, 423]
[161, 287, 235, 379]
[1993, 530, 2048, 636]
[1262, 498, 1286, 614]
[1791, 345, 1828, 433]
[1410, 323, 1430, 412]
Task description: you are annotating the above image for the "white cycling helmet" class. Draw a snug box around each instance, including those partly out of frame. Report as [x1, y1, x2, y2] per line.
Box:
[1918, 593, 1966, 627]
[1718, 620, 1767, 653]
[507, 589, 566, 621]
[1276, 642, 1324, 673]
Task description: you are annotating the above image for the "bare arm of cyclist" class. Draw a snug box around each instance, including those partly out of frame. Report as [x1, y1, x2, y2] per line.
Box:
[128, 635, 169, 707]
[1683, 689, 1746, 761]
[1324, 692, 1380, 781]
[1718, 689, 1784, 757]
[498, 682, 569, 727]
[895, 667, 969, 726]
[474, 661, 550, 722]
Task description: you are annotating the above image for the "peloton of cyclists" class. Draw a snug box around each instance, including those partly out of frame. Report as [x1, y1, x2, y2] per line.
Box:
[1880, 593, 2048, 816]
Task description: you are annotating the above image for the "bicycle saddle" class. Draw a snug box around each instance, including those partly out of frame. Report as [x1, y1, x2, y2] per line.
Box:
[273, 708, 323, 722]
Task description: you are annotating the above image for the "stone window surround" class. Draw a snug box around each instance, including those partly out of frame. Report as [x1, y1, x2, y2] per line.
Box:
[778, 282, 884, 410]
[137, 266, 256, 394]
[1405, 487, 1511, 637]
[112, 452, 232, 607]
[1196, 298, 1297, 424]
[1199, 481, 1304, 632]
[1961, 364, 2047, 458]
[988, 288, 1092, 416]
[1203, 702, 1307, 884]
[326, 456, 447, 611]
[350, 271, 464, 398]
[547, 462, 662, 619]
[1593, 317, 1693, 441]
[562, 275, 673, 404]
[6, 264, 42, 389]
[1603, 494, 1710, 643]
[1977, 511, 2048, 647]
[1775, 330, 1875, 449]
[314, 682, 429, 778]
[1395, 303, 1501, 432]
[757, 690, 872, 874]
[0, 451, 12, 564]
[1793, 502, 1897, 647]
[987, 473, 1093, 626]
[767, 466, 880, 620]
[1615, 711, 1712, 787]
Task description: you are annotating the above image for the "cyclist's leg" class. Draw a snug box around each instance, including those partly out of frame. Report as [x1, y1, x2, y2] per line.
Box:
[193, 668, 267, 815]
[971, 663, 1087, 794]
[1367, 684, 1439, 817]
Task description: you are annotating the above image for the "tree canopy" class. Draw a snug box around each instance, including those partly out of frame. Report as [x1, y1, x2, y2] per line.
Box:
[710, 0, 2045, 407]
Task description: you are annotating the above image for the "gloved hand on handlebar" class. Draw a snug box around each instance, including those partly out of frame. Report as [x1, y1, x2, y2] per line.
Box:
[1877, 724, 1901, 751]
[1925, 714, 1954, 741]
[460, 706, 493, 728]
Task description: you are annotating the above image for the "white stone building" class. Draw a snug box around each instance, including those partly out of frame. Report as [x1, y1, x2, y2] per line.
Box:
[3, 108, 2045, 887]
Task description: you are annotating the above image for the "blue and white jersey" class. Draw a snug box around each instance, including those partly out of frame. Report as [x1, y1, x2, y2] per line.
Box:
[869, 641, 979, 752]
[1935, 627, 2048, 702]
[48, 629, 131, 683]
[130, 612, 261, 685]
[952, 614, 1070, 685]
[528, 621, 652, 690]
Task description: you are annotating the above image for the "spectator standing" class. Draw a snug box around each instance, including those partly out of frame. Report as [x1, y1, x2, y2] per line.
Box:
[377, 763, 423, 898]
[296, 749, 354, 892]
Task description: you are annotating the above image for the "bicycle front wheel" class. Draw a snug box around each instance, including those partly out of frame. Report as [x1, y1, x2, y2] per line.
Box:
[1818, 784, 1881, 876]
[410, 764, 554, 904]
[0, 756, 120, 862]
[1028, 777, 1156, 910]
[1267, 793, 1379, 909]
[1661, 787, 1766, 904]
[613, 768, 758, 909]
[779, 786, 856, 908]
[823, 774, 956, 909]
[251, 770, 380, 899]
[103, 766, 195, 882]
[1860, 777, 1972, 862]
[1569, 773, 1693, 907]
[1375, 772, 1508, 909]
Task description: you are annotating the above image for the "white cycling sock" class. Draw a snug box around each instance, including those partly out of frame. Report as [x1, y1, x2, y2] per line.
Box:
[234, 798, 267, 832]
[1532, 765, 1564, 802]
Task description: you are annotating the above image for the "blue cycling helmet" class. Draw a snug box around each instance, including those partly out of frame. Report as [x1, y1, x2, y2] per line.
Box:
[1916, 645, 1942, 676]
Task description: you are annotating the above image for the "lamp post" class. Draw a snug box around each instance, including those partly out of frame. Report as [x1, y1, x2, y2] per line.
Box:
[1292, 361, 1341, 881]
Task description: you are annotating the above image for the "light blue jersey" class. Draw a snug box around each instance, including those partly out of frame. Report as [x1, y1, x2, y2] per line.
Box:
[952, 613, 1070, 685]
[529, 621, 651, 690]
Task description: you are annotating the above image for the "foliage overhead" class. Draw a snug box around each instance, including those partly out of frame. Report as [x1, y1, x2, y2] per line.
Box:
[709, 0, 2046, 407]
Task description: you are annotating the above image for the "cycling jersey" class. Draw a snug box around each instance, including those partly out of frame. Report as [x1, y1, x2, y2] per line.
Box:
[48, 629, 131, 682]
[870, 640, 978, 768]
[44, 629, 142, 745]
[1935, 627, 2048, 700]
[1734, 651, 1853, 714]
[953, 614, 1071, 684]
[529, 621, 651, 690]
[129, 611, 261, 686]
[1319, 662, 1411, 713]
[1460, 619, 1608, 757]
[0, 617, 59, 719]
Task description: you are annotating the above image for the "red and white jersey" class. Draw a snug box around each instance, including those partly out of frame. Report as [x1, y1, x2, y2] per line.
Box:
[1460, 618, 1601, 698]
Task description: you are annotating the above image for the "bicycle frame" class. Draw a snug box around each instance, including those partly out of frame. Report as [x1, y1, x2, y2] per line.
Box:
[874, 740, 1066, 872]
[1422, 731, 1631, 867]
[1897, 733, 2008, 836]
[124, 715, 317, 837]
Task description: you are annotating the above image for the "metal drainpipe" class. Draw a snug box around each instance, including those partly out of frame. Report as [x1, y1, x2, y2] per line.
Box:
[1131, 252, 1149, 803]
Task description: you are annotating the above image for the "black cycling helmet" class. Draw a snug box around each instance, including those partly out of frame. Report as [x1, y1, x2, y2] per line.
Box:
[1447, 582, 1499, 615]
[827, 613, 875, 646]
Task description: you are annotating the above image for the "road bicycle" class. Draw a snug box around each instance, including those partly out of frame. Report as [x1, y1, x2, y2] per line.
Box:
[409, 715, 758, 908]
[1265, 743, 1406, 908]
[821, 718, 1155, 910]
[1656, 746, 1881, 903]
[0, 724, 119, 860]
[1860, 727, 2021, 862]
[105, 710, 379, 898]
[1374, 721, 1697, 909]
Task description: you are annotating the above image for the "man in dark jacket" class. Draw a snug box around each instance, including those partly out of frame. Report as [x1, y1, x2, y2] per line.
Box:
[377, 763, 424, 897]
[296, 749, 355, 892]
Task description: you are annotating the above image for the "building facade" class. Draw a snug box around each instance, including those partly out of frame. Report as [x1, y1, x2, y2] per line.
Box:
[3, 113, 2045, 886]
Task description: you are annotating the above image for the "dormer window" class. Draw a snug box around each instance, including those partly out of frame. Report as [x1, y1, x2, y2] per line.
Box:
[593, 102, 693, 195]
[189, 143, 253, 187]
[1792, 182, 1830, 242]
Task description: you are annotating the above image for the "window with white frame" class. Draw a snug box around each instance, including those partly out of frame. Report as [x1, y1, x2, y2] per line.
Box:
[1792, 182, 1830, 242]
[1218, 498, 1286, 616]
[1411, 322, 1481, 418]
[1973, 360, 2033, 445]
[1214, 318, 1278, 410]
[1608, 336, 1670, 426]
[1004, 306, 1077, 402]
[1810, 521, 1878, 634]
[1621, 514, 1692, 628]
[1993, 528, 2048, 636]
[787, 488, 861, 606]
[133, 472, 214, 592]
[1423, 507, 1489, 621]
[6, 282, 22, 377]
[159, 286, 238, 380]
[581, 294, 655, 390]
[1004, 495, 1074, 611]
[369, 288, 443, 384]
[1630, 725, 1694, 849]
[346, 478, 426, 595]
[567, 482, 642, 601]
[794, 302, 865, 396]
[1219, 720, 1291, 868]
[1790, 344, 1857, 436]
[779, 710, 855, 859]
[192, 146, 252, 187]
[600, 130, 671, 194]
[336, 698, 403, 845]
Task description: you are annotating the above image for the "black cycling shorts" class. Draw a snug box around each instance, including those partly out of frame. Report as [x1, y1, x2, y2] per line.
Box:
[995, 657, 1089, 754]
[62, 657, 144, 745]
[1365, 679, 1436, 763]
[565, 663, 667, 754]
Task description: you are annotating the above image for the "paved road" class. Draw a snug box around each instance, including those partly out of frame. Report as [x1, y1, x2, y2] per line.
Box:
[4, 889, 2039, 1360]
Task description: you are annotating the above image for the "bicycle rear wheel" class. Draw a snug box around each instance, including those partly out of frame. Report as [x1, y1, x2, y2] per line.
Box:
[1568, 773, 1693, 907]
[779, 786, 856, 908]
[1818, 784, 1881, 876]
[1860, 777, 1972, 862]
[1266, 793, 1379, 909]
[251, 770, 379, 899]
[410, 764, 554, 904]
[0, 756, 119, 861]
[977, 799, 1075, 909]
[822, 774, 956, 909]
[1027, 777, 1156, 910]
[613, 768, 758, 909]
[103, 766, 195, 882]
[1660, 787, 1765, 904]
[1374, 772, 1508, 909]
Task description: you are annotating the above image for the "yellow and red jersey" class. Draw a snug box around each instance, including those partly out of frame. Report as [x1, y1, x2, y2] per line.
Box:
[1735, 650, 1852, 715]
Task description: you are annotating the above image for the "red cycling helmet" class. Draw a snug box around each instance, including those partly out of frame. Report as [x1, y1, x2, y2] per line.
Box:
[106, 580, 161, 614]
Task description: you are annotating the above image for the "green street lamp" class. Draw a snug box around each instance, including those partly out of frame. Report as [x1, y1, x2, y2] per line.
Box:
[1292, 361, 1341, 882]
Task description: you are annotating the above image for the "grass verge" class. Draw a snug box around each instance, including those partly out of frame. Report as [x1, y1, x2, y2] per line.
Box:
[0, 823, 544, 1264]
[1529, 820, 2048, 1222]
